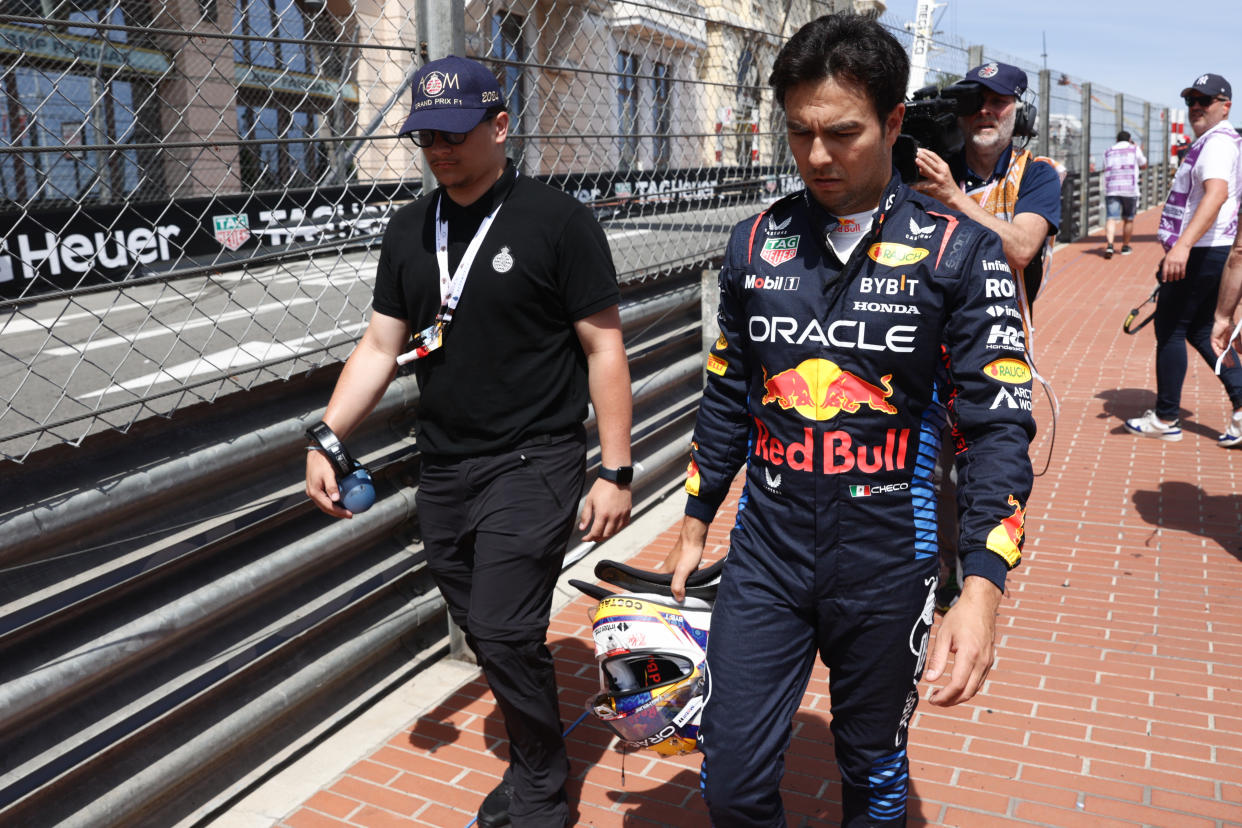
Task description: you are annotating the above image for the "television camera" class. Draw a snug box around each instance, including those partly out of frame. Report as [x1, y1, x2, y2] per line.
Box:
[895, 82, 1037, 183]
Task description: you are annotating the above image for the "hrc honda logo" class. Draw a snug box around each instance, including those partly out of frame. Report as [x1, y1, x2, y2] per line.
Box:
[986, 324, 1025, 351]
[760, 236, 800, 266]
[744, 274, 801, 291]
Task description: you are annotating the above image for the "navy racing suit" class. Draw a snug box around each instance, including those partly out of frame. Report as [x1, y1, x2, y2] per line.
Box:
[686, 173, 1036, 826]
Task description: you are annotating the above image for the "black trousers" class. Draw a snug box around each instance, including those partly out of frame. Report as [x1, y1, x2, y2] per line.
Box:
[1153, 246, 1242, 420]
[416, 428, 586, 828]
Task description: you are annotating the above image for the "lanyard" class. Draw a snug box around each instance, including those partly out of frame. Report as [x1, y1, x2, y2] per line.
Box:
[396, 190, 506, 365]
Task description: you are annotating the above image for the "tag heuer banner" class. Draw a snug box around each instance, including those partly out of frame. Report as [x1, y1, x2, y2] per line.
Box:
[0, 164, 799, 300]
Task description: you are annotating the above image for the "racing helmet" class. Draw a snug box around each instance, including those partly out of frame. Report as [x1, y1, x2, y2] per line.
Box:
[586, 592, 712, 756]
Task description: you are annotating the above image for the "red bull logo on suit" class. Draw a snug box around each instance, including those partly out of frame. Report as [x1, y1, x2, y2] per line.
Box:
[986, 494, 1025, 566]
[760, 359, 897, 421]
[753, 419, 910, 474]
[685, 443, 702, 496]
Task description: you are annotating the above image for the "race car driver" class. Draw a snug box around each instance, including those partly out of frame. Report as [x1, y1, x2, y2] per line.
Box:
[660, 13, 1036, 827]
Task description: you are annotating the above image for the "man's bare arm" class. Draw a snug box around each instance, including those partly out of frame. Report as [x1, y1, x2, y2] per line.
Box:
[306, 311, 409, 517]
[1211, 222, 1242, 356]
[914, 148, 1051, 270]
[574, 306, 633, 542]
[1163, 178, 1228, 281]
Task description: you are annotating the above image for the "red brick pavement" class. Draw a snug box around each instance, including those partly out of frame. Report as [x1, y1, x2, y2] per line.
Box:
[279, 208, 1242, 827]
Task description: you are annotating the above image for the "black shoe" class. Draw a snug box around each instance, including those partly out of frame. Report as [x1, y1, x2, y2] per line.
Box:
[1121, 244, 1133, 255]
[1104, 245, 1114, 259]
[477, 781, 512, 828]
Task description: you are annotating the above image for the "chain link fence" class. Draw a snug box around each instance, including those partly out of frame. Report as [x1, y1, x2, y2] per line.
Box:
[0, 0, 1171, 464]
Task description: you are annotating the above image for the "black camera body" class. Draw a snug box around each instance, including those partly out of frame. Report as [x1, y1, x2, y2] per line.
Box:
[895, 81, 1039, 183]
[895, 82, 984, 183]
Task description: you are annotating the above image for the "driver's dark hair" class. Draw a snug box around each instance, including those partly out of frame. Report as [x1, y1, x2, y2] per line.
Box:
[769, 13, 908, 122]
[1117, 130, 1131, 142]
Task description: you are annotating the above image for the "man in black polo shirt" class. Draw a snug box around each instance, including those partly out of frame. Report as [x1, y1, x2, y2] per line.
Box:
[306, 55, 633, 828]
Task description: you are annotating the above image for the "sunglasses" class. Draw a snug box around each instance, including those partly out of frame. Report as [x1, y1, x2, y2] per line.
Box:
[408, 129, 469, 148]
[407, 108, 503, 148]
[1183, 93, 1225, 108]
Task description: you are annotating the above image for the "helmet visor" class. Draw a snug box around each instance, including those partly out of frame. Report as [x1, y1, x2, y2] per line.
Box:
[602, 653, 690, 693]
[589, 654, 703, 747]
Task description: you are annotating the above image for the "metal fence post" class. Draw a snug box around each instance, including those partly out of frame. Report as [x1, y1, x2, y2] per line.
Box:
[1114, 92, 1124, 219]
[701, 268, 719, 387]
[1161, 106, 1171, 201]
[418, 0, 466, 199]
[968, 45, 983, 69]
[420, 0, 465, 61]
[1142, 101, 1152, 210]
[1037, 70, 1050, 158]
[1079, 82, 1092, 238]
[417, 0, 473, 664]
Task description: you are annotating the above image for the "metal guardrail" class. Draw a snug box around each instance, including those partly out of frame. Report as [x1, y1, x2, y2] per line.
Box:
[1056, 162, 1172, 245]
[0, 268, 707, 827]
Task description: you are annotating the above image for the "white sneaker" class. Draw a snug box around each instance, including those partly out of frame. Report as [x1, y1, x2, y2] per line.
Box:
[1124, 410, 1183, 441]
[1219, 410, 1242, 447]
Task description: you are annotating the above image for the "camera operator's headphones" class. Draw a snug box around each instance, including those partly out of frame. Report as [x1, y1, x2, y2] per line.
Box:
[307, 421, 376, 513]
[1013, 90, 1038, 141]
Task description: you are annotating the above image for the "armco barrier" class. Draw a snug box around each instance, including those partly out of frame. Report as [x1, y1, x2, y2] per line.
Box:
[0, 270, 704, 827]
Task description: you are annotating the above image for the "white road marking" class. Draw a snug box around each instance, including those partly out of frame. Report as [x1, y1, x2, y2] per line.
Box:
[45, 297, 320, 356]
[78, 322, 366, 399]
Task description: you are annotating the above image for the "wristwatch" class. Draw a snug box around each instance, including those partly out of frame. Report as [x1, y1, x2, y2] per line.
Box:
[598, 465, 634, 485]
[306, 421, 355, 478]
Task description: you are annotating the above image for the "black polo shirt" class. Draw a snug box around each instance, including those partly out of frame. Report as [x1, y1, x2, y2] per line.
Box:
[373, 160, 620, 457]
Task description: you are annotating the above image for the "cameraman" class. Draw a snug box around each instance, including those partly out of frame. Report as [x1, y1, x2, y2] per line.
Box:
[914, 62, 1061, 310]
[913, 62, 1060, 612]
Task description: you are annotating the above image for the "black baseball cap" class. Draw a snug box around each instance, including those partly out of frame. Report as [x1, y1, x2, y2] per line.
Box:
[1180, 73, 1231, 100]
[400, 55, 505, 136]
[963, 61, 1028, 97]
